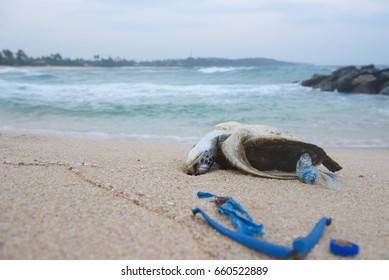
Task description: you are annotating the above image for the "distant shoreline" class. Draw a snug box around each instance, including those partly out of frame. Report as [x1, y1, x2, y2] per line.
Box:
[0, 64, 300, 72]
[0, 65, 170, 70]
[0, 65, 196, 70]
[0, 49, 299, 67]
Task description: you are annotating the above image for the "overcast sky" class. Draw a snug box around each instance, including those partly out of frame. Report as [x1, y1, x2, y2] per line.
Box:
[1, 0, 388, 65]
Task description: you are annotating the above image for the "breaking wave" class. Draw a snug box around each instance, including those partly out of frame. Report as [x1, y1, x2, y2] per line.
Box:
[1, 66, 389, 146]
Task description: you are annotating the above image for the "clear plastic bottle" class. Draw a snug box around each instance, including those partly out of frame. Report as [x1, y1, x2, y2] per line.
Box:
[296, 153, 341, 191]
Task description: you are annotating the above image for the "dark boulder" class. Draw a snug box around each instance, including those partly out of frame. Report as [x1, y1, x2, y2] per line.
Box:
[301, 74, 327, 87]
[316, 79, 336, 91]
[332, 65, 358, 76]
[301, 65, 389, 95]
[380, 85, 389, 95]
[352, 82, 377, 94]
[359, 64, 378, 74]
[378, 70, 389, 85]
[335, 70, 360, 92]
[351, 74, 377, 87]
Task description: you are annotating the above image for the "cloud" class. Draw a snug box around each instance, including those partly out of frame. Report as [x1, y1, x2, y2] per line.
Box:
[1, 0, 388, 64]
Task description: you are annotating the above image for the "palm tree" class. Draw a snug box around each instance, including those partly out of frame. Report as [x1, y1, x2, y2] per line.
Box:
[16, 49, 29, 65]
[2, 49, 15, 65]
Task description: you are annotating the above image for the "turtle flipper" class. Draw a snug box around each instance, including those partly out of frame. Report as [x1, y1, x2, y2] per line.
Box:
[221, 128, 297, 180]
[322, 155, 342, 172]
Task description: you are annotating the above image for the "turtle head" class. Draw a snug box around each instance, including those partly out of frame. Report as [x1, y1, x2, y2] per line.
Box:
[186, 149, 216, 175]
[185, 130, 227, 175]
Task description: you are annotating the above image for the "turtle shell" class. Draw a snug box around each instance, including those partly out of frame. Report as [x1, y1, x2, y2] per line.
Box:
[216, 123, 342, 178]
[244, 137, 329, 172]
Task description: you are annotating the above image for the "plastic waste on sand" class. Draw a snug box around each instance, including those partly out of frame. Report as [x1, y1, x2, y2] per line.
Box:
[193, 192, 331, 259]
[196, 191, 264, 237]
[330, 239, 359, 257]
[296, 153, 341, 191]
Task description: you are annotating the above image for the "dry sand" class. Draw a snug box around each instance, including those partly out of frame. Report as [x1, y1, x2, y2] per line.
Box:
[0, 133, 388, 259]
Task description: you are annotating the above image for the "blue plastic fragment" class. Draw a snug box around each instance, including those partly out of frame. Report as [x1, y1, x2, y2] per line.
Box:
[220, 196, 250, 218]
[196, 191, 264, 236]
[218, 207, 264, 236]
[196, 191, 216, 198]
[330, 239, 359, 257]
[196, 192, 253, 221]
[292, 217, 332, 258]
[302, 169, 318, 184]
[192, 208, 294, 259]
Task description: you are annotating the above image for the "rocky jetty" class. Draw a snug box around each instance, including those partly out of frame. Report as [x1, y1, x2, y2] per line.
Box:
[301, 65, 389, 95]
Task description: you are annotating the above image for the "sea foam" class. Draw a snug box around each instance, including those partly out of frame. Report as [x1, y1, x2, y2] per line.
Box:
[1, 66, 389, 147]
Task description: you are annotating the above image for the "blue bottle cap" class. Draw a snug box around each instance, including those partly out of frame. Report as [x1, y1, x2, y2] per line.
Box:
[330, 239, 359, 257]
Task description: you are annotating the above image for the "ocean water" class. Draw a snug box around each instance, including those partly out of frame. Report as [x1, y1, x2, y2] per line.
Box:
[1, 65, 389, 147]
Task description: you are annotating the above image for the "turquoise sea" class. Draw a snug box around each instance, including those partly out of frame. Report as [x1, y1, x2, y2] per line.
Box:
[1, 65, 389, 147]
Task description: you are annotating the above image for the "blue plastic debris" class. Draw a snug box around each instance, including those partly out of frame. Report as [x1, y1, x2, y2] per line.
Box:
[330, 239, 359, 257]
[193, 192, 332, 259]
[296, 153, 341, 191]
[196, 192, 264, 236]
[292, 217, 332, 258]
[192, 208, 294, 259]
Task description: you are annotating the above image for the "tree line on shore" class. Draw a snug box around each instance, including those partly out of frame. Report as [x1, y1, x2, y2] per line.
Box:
[0, 48, 294, 67]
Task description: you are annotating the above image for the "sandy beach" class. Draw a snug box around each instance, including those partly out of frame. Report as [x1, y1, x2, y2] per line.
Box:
[0, 133, 388, 260]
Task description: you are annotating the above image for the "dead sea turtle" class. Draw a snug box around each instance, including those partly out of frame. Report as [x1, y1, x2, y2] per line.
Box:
[185, 121, 342, 179]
